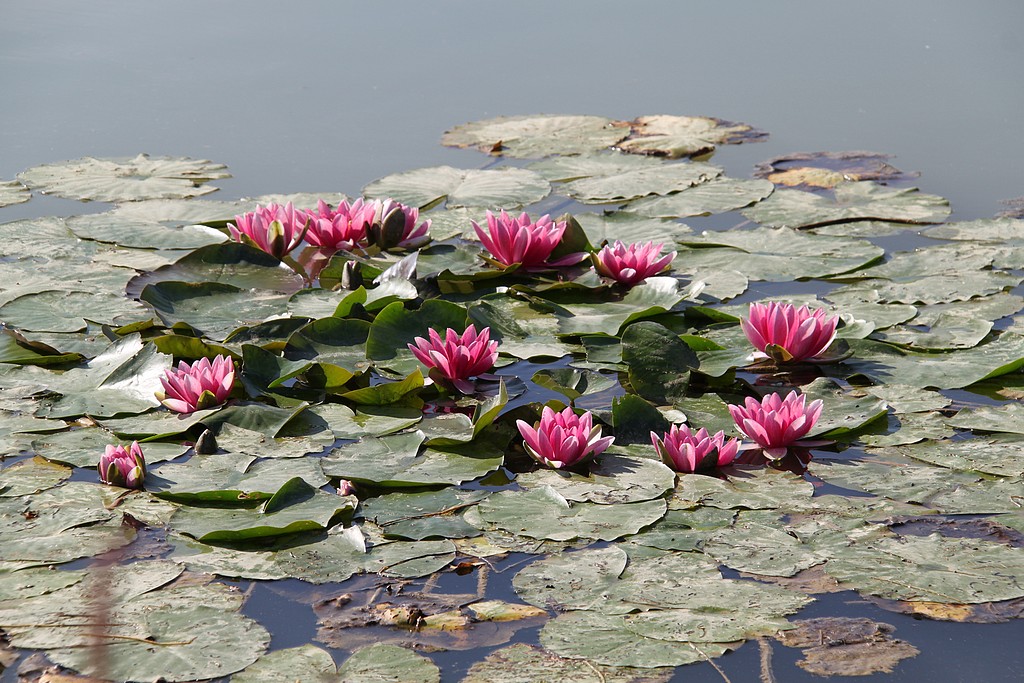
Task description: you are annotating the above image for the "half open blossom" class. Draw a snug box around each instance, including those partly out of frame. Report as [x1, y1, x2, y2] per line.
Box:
[408, 325, 498, 393]
[728, 391, 823, 459]
[472, 211, 584, 269]
[651, 425, 741, 473]
[595, 241, 676, 285]
[156, 355, 235, 414]
[303, 198, 376, 253]
[517, 406, 614, 469]
[98, 441, 146, 489]
[229, 202, 309, 259]
[370, 199, 431, 250]
[741, 302, 839, 363]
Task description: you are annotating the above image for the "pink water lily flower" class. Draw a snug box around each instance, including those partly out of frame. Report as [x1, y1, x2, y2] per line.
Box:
[517, 406, 614, 469]
[303, 198, 376, 253]
[472, 211, 585, 269]
[651, 425, 741, 473]
[408, 325, 499, 393]
[728, 391, 823, 459]
[98, 441, 146, 490]
[595, 241, 676, 286]
[371, 199, 431, 250]
[230, 202, 309, 259]
[741, 301, 839, 363]
[156, 355, 235, 414]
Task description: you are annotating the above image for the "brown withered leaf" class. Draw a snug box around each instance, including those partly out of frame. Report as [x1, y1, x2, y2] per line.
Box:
[777, 617, 919, 676]
[741, 565, 843, 594]
[754, 151, 913, 189]
[867, 595, 1024, 623]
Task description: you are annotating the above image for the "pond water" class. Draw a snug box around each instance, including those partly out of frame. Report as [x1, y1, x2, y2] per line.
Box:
[3, 2, 1024, 682]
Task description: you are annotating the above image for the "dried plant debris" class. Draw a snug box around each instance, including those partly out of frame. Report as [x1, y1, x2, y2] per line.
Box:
[616, 115, 767, 158]
[754, 151, 914, 189]
[776, 617, 919, 676]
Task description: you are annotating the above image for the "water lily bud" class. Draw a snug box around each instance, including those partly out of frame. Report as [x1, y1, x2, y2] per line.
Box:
[98, 441, 146, 489]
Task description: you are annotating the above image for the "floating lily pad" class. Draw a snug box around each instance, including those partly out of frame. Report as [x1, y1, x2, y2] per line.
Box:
[0, 179, 30, 207]
[540, 611, 734, 667]
[359, 488, 488, 540]
[322, 431, 504, 487]
[234, 645, 337, 683]
[742, 181, 950, 229]
[517, 454, 675, 505]
[890, 434, 1024, 478]
[67, 213, 228, 250]
[922, 217, 1024, 242]
[703, 521, 826, 577]
[17, 154, 229, 202]
[473, 487, 666, 542]
[617, 115, 766, 159]
[823, 530, 1024, 603]
[443, 114, 623, 158]
[678, 228, 884, 280]
[626, 178, 775, 217]
[462, 643, 674, 683]
[555, 277, 701, 335]
[562, 163, 722, 203]
[363, 165, 550, 209]
[337, 643, 441, 683]
[0, 289, 148, 333]
[529, 153, 667, 182]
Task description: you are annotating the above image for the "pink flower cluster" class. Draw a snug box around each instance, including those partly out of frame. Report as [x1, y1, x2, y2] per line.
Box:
[651, 425, 741, 473]
[595, 241, 676, 285]
[230, 198, 431, 259]
[741, 302, 838, 363]
[156, 355, 235, 414]
[517, 406, 614, 469]
[729, 391, 823, 459]
[408, 325, 499, 394]
[229, 202, 309, 260]
[473, 211, 585, 269]
[98, 441, 146, 489]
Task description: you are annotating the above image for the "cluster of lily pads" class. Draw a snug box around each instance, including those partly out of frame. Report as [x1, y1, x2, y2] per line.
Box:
[0, 113, 1022, 682]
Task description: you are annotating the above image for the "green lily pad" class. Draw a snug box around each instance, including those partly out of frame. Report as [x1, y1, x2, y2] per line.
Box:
[0, 289, 148, 333]
[366, 299, 468, 374]
[626, 178, 775, 217]
[363, 165, 550, 209]
[169, 477, 352, 543]
[234, 645, 338, 683]
[843, 334, 1024, 389]
[890, 434, 1024, 477]
[621, 321, 699, 404]
[540, 611, 733, 668]
[468, 296, 576, 360]
[824, 529, 1024, 603]
[322, 431, 504, 487]
[442, 114, 623, 158]
[742, 181, 950, 229]
[462, 643, 675, 683]
[517, 454, 675, 505]
[0, 457, 71, 497]
[359, 489, 488, 541]
[677, 228, 884, 280]
[873, 313, 993, 350]
[31, 428, 188, 468]
[529, 153, 667, 182]
[67, 213, 228, 250]
[337, 643, 441, 683]
[141, 281, 293, 341]
[703, 521, 826, 577]
[555, 277, 701, 335]
[562, 163, 722, 203]
[571, 220, 681, 265]
[473, 487, 667, 542]
[0, 179, 30, 207]
[17, 154, 229, 202]
[127, 242, 306, 299]
[922, 217, 1024, 242]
